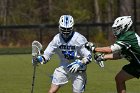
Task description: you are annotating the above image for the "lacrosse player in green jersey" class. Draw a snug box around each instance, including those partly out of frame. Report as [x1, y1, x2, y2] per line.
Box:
[85, 16, 140, 93]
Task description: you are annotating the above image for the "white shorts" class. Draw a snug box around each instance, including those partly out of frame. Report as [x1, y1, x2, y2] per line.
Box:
[52, 66, 87, 93]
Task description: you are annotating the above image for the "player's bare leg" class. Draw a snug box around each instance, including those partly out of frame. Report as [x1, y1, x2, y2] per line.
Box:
[48, 84, 61, 93]
[115, 70, 134, 93]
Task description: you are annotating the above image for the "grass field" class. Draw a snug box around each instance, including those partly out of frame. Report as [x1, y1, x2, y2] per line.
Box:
[0, 54, 139, 93]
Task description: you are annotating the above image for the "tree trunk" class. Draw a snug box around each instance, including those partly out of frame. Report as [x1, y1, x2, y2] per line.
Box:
[107, 0, 115, 44]
[120, 0, 133, 16]
[94, 0, 102, 32]
[94, 0, 101, 23]
[37, 0, 52, 23]
[0, 0, 9, 42]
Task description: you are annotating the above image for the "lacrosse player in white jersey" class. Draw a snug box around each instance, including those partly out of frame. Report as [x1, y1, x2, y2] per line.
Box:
[33, 15, 92, 93]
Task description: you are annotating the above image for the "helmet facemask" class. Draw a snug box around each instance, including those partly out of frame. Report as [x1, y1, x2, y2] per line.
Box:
[59, 26, 73, 39]
[112, 25, 123, 36]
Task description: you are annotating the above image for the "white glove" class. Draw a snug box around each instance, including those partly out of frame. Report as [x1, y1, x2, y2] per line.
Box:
[67, 59, 84, 73]
[94, 53, 105, 67]
[85, 42, 96, 52]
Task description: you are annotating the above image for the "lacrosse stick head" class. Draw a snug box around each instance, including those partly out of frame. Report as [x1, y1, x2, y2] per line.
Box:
[98, 61, 104, 68]
[32, 40, 43, 56]
[94, 53, 105, 68]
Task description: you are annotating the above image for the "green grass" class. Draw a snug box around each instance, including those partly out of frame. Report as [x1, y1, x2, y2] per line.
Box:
[0, 54, 139, 93]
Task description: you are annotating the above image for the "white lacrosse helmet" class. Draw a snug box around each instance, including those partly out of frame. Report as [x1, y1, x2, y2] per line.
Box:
[59, 15, 74, 39]
[112, 16, 133, 36]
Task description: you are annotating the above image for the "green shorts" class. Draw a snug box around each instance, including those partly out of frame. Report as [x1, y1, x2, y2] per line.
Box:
[122, 63, 140, 79]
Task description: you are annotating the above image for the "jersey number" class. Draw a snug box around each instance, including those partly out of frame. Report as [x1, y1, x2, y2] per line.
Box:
[62, 51, 75, 60]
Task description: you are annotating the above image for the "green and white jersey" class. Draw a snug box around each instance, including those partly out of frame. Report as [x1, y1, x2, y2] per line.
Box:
[110, 31, 140, 64]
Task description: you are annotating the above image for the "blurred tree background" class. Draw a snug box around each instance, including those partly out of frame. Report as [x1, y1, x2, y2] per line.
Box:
[0, 0, 139, 52]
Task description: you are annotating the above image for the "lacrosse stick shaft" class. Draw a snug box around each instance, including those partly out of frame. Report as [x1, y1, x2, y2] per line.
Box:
[31, 64, 37, 93]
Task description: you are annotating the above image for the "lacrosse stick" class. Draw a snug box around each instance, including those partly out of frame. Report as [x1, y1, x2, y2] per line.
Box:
[97, 60, 104, 68]
[31, 40, 43, 93]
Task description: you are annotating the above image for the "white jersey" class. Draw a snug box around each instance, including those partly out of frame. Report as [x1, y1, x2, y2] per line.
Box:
[43, 32, 91, 68]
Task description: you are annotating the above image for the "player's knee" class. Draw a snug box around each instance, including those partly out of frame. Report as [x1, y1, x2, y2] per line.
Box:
[48, 90, 56, 93]
[73, 92, 82, 93]
[48, 88, 58, 93]
[73, 89, 84, 93]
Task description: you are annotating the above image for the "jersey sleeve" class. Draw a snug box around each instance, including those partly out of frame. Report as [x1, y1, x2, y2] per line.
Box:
[110, 43, 122, 52]
[111, 40, 132, 52]
[43, 35, 58, 60]
[76, 34, 90, 55]
[76, 34, 92, 64]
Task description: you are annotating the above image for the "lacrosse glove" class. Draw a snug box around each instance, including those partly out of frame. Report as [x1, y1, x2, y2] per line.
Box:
[85, 42, 96, 52]
[94, 53, 105, 67]
[67, 59, 84, 73]
[32, 56, 46, 64]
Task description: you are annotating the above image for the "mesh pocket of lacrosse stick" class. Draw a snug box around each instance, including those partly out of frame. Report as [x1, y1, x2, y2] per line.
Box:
[98, 61, 104, 68]
[32, 41, 43, 56]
